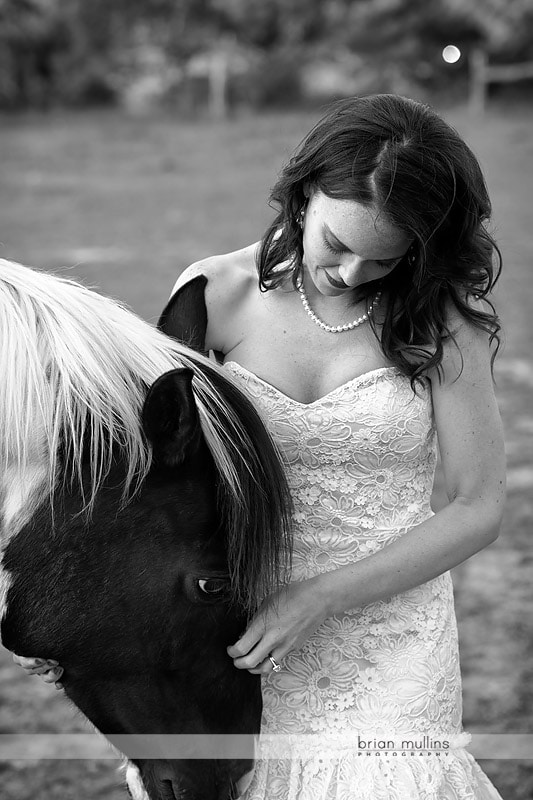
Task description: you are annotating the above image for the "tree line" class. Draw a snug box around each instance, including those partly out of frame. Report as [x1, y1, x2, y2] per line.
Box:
[1, 0, 532, 110]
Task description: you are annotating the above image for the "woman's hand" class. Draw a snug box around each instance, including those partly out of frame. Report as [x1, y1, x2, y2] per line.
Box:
[12, 654, 64, 689]
[227, 577, 329, 675]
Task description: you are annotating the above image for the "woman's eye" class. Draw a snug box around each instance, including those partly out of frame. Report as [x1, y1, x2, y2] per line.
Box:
[323, 238, 344, 255]
[376, 259, 400, 269]
[197, 578, 229, 596]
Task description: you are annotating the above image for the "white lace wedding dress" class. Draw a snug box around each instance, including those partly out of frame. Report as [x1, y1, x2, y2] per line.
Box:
[225, 361, 503, 800]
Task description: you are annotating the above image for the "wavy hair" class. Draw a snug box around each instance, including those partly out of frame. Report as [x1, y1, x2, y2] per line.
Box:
[257, 94, 502, 384]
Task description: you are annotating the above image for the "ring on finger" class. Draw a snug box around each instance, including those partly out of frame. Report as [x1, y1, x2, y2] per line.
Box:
[269, 655, 282, 673]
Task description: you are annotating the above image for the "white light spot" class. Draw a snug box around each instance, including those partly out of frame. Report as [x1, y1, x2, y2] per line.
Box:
[442, 45, 461, 64]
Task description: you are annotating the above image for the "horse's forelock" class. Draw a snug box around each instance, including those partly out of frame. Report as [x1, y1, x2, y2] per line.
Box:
[0, 260, 229, 507]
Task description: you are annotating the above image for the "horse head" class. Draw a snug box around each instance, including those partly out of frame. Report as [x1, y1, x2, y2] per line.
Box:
[0, 259, 292, 800]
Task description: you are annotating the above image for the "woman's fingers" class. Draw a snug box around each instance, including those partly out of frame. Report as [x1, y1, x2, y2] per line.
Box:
[39, 667, 64, 684]
[13, 656, 59, 675]
[13, 654, 58, 668]
[229, 634, 285, 673]
[12, 654, 63, 685]
[247, 653, 285, 675]
[227, 628, 276, 670]
[30, 664, 59, 675]
[227, 620, 266, 659]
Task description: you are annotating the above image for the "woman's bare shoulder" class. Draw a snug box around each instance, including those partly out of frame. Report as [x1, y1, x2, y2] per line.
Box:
[170, 243, 260, 352]
[427, 294, 496, 386]
[170, 243, 259, 298]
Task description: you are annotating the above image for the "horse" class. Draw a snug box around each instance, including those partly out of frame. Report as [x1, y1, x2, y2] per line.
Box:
[0, 258, 292, 800]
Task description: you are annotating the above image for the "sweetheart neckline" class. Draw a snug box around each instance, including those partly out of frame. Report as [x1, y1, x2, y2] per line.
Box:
[224, 361, 401, 408]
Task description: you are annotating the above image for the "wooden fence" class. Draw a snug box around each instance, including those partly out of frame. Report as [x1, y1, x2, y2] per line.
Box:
[469, 48, 533, 113]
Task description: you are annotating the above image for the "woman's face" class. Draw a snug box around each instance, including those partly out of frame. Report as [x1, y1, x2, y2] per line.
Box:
[301, 189, 412, 298]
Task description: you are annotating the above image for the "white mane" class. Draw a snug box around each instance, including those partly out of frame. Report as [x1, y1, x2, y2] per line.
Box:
[0, 258, 249, 521]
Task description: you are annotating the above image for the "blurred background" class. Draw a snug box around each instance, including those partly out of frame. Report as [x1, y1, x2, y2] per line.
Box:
[0, 0, 532, 798]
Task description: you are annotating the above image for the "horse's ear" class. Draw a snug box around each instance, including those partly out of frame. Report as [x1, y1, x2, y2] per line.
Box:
[142, 369, 202, 466]
[158, 275, 208, 354]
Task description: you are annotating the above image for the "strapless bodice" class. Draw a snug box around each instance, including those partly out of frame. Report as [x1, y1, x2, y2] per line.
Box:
[224, 361, 437, 580]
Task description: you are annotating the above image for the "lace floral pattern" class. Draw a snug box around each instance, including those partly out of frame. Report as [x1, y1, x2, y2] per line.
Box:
[224, 362, 503, 800]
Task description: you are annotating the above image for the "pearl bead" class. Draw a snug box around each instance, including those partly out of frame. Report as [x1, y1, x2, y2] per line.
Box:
[298, 284, 382, 334]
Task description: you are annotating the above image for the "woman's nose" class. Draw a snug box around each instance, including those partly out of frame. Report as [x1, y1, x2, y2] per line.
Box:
[338, 256, 365, 287]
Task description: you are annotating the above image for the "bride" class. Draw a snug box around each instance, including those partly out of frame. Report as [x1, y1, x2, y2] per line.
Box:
[17, 94, 506, 799]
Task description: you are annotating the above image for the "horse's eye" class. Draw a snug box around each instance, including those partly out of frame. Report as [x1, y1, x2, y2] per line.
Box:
[197, 578, 229, 596]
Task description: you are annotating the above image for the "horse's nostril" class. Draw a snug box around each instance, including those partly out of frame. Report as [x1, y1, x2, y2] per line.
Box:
[160, 780, 178, 800]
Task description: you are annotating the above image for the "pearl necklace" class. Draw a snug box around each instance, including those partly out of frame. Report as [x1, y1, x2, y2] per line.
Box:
[298, 282, 382, 333]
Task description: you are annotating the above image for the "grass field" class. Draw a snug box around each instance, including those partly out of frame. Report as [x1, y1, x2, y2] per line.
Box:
[0, 104, 532, 799]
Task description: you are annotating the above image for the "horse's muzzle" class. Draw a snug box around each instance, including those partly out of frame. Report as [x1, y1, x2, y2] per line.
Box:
[126, 751, 257, 800]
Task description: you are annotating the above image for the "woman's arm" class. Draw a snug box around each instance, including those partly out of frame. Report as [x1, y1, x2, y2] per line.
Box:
[228, 308, 506, 672]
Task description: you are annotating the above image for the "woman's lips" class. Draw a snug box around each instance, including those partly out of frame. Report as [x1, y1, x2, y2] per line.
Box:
[324, 270, 348, 289]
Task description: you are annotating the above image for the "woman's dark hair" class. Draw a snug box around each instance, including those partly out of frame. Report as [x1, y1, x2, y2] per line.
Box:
[257, 94, 502, 384]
